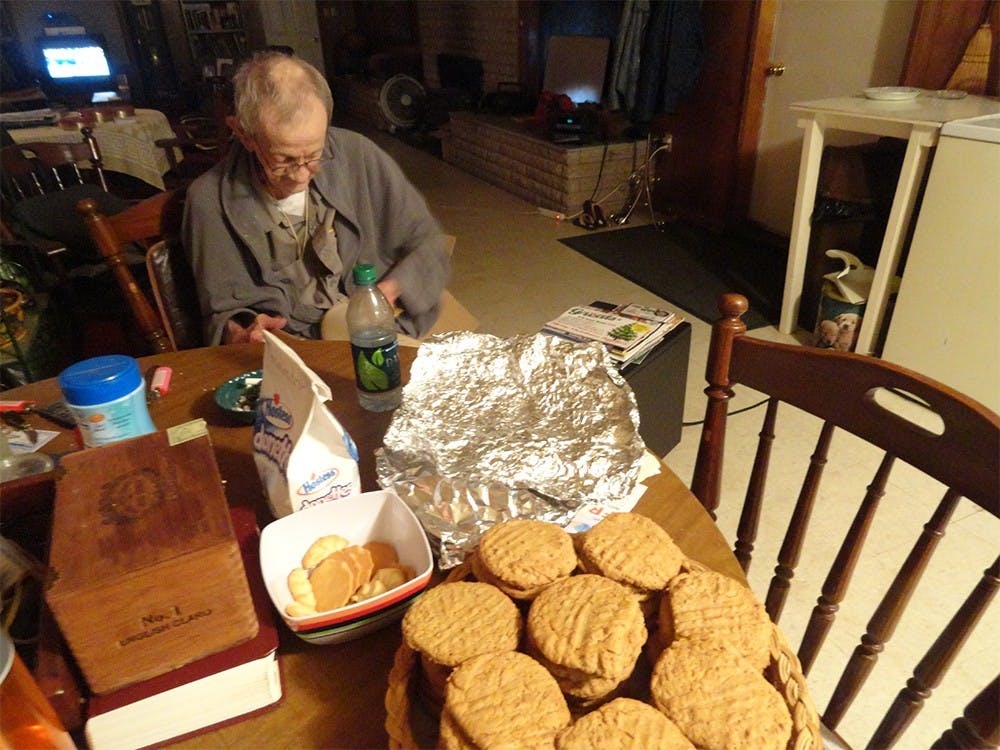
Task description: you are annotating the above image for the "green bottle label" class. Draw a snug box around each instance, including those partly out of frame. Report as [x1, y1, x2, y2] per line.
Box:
[351, 340, 401, 393]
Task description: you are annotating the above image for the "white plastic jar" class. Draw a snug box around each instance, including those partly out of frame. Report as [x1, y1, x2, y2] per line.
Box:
[58, 355, 156, 448]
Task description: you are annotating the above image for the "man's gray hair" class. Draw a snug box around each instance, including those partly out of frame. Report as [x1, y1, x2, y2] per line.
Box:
[232, 51, 334, 142]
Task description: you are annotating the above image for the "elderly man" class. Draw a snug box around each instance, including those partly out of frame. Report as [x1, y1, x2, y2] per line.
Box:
[183, 51, 450, 345]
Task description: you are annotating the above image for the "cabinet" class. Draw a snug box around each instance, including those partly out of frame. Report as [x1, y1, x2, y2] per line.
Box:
[0, 2, 32, 89]
[881, 118, 1000, 412]
[180, 1, 248, 75]
[119, 1, 182, 108]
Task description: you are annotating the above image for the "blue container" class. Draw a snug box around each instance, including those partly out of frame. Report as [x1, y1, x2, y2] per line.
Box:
[58, 355, 156, 448]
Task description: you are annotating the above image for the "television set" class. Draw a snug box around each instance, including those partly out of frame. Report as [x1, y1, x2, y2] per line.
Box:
[37, 34, 114, 98]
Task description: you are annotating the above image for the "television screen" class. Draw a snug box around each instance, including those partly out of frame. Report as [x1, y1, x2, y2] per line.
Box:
[37, 35, 113, 85]
[43, 44, 111, 79]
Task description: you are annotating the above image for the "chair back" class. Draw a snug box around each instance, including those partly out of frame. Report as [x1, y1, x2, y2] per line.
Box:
[691, 293, 999, 749]
[77, 189, 193, 354]
[145, 240, 202, 351]
[1, 128, 108, 199]
[154, 80, 233, 188]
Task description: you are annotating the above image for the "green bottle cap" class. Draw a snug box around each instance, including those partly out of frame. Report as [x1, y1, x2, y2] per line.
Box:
[353, 263, 376, 285]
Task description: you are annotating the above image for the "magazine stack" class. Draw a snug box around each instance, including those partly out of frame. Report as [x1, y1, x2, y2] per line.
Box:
[543, 301, 683, 367]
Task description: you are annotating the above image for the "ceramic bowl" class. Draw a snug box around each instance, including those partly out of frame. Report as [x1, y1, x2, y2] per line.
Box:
[213, 369, 262, 423]
[259, 489, 433, 645]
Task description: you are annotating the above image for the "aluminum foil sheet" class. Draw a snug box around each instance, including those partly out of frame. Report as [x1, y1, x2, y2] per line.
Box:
[376, 331, 644, 567]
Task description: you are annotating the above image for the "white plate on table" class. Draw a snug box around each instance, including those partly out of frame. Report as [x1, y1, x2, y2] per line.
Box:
[863, 86, 921, 101]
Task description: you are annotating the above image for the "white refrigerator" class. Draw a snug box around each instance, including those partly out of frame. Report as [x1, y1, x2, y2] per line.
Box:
[882, 112, 1000, 412]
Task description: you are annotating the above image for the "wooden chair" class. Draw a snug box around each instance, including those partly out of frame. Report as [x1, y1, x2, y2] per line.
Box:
[0, 129, 129, 268]
[1, 128, 107, 198]
[77, 189, 196, 354]
[690, 293, 999, 748]
[931, 676, 999, 748]
[154, 115, 231, 188]
[155, 79, 234, 188]
[145, 239, 203, 351]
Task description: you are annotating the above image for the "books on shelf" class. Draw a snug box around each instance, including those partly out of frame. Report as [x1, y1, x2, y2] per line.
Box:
[543, 301, 682, 366]
[84, 506, 282, 750]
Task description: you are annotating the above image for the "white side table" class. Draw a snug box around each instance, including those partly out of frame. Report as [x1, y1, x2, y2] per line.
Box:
[780, 93, 1000, 355]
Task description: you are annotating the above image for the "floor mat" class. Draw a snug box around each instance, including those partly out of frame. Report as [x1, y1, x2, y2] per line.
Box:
[559, 222, 786, 329]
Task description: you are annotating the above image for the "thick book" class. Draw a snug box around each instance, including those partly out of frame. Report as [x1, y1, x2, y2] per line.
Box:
[84, 505, 282, 750]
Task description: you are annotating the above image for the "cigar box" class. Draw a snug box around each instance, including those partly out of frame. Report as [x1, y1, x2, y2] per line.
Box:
[44, 421, 258, 695]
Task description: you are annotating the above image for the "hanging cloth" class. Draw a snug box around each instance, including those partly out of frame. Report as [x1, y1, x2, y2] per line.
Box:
[608, 0, 652, 112]
[632, 0, 706, 123]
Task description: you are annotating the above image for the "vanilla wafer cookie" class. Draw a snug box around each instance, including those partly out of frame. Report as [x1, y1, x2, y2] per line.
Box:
[650, 638, 791, 750]
[441, 651, 571, 750]
[474, 519, 577, 598]
[657, 569, 773, 671]
[402, 581, 521, 668]
[579, 513, 685, 592]
[555, 697, 695, 750]
[528, 574, 646, 688]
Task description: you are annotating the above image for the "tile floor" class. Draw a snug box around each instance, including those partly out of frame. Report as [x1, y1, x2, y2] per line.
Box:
[355, 120, 998, 749]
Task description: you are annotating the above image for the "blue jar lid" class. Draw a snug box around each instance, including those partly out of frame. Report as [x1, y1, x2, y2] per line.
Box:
[58, 355, 144, 406]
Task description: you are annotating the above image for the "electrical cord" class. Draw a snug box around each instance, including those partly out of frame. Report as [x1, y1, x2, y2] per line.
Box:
[589, 143, 609, 202]
[681, 396, 770, 427]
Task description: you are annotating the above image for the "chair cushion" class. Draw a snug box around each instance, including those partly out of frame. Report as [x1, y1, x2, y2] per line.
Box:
[10, 184, 132, 262]
[146, 240, 203, 350]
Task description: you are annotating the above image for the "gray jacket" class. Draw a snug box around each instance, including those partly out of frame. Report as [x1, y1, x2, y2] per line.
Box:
[183, 127, 449, 344]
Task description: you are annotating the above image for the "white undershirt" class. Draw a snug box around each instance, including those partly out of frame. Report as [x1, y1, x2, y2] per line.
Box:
[274, 189, 307, 218]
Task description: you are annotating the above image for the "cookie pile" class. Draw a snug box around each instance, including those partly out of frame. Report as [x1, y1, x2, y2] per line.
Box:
[395, 512, 802, 750]
[285, 534, 415, 618]
[402, 581, 522, 714]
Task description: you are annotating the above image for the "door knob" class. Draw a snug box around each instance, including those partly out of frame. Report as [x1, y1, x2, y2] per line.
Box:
[766, 63, 786, 77]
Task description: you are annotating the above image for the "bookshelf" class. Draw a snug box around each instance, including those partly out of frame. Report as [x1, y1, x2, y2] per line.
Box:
[180, 1, 248, 76]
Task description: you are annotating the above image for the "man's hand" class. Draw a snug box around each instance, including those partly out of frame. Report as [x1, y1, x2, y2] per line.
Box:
[377, 277, 402, 308]
[223, 313, 288, 344]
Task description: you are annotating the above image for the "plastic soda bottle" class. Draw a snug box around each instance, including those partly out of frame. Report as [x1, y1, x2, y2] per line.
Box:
[346, 264, 402, 411]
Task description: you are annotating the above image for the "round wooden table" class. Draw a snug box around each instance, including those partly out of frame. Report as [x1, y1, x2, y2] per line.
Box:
[3, 338, 742, 749]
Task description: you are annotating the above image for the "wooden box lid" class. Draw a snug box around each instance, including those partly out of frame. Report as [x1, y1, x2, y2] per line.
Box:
[48, 421, 236, 591]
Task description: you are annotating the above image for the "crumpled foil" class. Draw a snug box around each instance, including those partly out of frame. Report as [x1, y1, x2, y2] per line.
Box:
[376, 331, 644, 568]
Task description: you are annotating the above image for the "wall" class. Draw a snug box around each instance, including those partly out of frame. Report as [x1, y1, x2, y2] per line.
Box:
[749, 0, 917, 236]
[416, 0, 520, 92]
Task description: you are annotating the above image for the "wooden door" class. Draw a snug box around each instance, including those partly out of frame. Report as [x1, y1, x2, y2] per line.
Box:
[258, 0, 326, 75]
[651, 0, 776, 231]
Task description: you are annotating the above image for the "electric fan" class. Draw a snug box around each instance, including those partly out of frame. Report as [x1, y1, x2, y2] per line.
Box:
[378, 74, 426, 130]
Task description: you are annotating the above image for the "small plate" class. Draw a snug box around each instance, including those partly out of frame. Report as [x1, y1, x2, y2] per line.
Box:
[863, 86, 921, 101]
[214, 369, 263, 423]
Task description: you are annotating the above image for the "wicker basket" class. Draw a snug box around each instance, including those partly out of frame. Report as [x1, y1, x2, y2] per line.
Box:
[384, 554, 822, 749]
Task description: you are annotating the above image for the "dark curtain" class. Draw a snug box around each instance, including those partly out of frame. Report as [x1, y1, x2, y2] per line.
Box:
[610, 0, 705, 123]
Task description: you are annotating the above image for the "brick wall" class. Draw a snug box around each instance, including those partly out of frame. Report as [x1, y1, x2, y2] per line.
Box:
[416, 1, 521, 91]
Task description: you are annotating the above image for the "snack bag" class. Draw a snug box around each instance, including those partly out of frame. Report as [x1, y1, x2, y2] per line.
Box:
[254, 331, 361, 517]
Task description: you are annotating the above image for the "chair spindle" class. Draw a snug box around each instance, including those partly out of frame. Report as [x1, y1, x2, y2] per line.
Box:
[824, 488, 962, 728]
[734, 397, 779, 572]
[764, 421, 834, 623]
[799, 453, 895, 676]
[869, 557, 999, 749]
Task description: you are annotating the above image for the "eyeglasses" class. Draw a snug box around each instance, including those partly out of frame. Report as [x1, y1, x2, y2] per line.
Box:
[258, 153, 333, 177]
